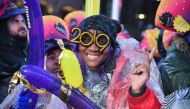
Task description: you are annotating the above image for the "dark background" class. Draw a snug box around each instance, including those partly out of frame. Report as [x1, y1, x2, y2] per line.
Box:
[40, 0, 160, 41]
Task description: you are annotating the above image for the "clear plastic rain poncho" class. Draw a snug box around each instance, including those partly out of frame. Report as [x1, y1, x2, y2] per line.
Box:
[106, 37, 164, 109]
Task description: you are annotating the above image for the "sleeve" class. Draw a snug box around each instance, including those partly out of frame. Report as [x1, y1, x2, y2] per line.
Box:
[163, 48, 190, 92]
[127, 87, 161, 109]
[0, 84, 25, 109]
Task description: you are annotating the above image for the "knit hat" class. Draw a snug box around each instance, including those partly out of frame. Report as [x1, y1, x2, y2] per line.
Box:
[45, 39, 59, 54]
[0, 2, 25, 19]
[78, 15, 121, 44]
[43, 15, 69, 40]
[45, 38, 70, 54]
[155, 0, 190, 33]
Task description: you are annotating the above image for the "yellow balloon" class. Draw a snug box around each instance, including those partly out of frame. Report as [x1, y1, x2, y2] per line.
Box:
[59, 48, 83, 88]
[85, 0, 100, 18]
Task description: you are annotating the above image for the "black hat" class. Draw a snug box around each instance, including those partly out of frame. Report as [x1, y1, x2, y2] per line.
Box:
[78, 15, 121, 43]
[45, 39, 70, 54]
[45, 39, 59, 54]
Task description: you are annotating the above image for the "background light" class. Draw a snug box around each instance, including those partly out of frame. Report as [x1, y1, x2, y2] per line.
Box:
[138, 14, 146, 19]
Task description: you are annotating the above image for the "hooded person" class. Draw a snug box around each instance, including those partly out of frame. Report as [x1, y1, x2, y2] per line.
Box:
[0, 1, 27, 102]
[69, 15, 163, 109]
[155, 0, 190, 108]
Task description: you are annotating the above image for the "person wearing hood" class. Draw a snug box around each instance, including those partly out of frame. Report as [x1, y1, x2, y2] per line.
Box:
[0, 1, 28, 103]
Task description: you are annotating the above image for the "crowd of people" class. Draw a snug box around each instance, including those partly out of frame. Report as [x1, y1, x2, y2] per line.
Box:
[0, 0, 190, 109]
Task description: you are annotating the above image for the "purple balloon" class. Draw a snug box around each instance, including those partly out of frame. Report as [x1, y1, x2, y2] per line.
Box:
[23, 0, 44, 68]
[20, 65, 62, 95]
[20, 65, 100, 109]
[21, 0, 44, 108]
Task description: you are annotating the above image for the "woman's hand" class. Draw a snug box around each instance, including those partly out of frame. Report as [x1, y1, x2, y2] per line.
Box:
[129, 48, 155, 94]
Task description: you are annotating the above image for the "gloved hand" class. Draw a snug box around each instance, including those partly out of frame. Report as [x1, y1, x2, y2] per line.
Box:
[14, 89, 33, 109]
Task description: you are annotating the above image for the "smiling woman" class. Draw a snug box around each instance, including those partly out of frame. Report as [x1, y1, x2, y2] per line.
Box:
[69, 14, 162, 108]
